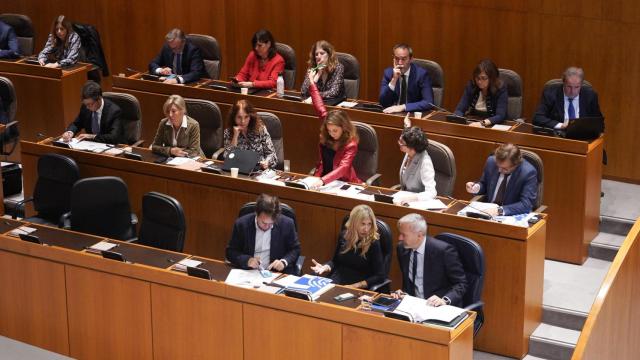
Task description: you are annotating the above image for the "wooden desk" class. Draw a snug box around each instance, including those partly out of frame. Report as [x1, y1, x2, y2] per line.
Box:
[112, 75, 601, 266]
[21, 140, 545, 358]
[0, 220, 474, 360]
[0, 59, 91, 141]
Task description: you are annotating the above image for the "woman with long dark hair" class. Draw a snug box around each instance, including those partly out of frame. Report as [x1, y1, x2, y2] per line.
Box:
[454, 59, 508, 126]
[37, 15, 81, 68]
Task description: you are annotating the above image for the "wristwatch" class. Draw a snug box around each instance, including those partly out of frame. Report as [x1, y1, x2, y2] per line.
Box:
[442, 296, 451, 305]
[498, 206, 504, 216]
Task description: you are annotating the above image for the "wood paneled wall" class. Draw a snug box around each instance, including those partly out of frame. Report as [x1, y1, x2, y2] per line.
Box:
[1, 0, 639, 182]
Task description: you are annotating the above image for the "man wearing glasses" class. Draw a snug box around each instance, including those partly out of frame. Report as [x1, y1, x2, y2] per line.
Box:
[379, 43, 434, 114]
[62, 80, 122, 144]
[226, 194, 301, 274]
[465, 143, 538, 216]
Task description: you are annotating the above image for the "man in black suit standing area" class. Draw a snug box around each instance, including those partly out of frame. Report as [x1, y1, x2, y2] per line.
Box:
[148, 28, 206, 84]
[226, 194, 301, 274]
[394, 213, 467, 307]
[533, 66, 602, 130]
[62, 80, 122, 144]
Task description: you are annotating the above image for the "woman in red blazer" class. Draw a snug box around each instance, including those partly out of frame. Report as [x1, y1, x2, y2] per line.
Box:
[234, 29, 285, 89]
[306, 70, 361, 189]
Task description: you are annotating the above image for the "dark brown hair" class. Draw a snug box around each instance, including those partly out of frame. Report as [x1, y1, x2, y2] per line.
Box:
[255, 193, 281, 219]
[495, 143, 522, 165]
[401, 126, 428, 153]
[49, 15, 74, 52]
[307, 40, 339, 74]
[227, 99, 265, 135]
[472, 59, 503, 95]
[252, 29, 277, 59]
[319, 110, 358, 150]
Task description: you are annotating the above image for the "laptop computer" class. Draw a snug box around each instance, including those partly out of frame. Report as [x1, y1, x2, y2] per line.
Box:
[222, 148, 260, 175]
[562, 116, 604, 141]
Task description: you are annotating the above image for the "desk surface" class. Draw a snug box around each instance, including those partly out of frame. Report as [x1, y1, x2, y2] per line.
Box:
[21, 140, 545, 358]
[0, 220, 475, 360]
[113, 75, 601, 266]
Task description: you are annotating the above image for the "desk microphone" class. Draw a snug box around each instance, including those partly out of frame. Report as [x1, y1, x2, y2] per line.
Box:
[445, 195, 495, 221]
[428, 103, 454, 114]
[126, 67, 145, 74]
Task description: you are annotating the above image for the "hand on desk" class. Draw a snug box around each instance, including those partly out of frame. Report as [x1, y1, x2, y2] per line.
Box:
[170, 147, 188, 157]
[45, 62, 60, 68]
[306, 177, 324, 190]
[267, 259, 285, 272]
[61, 131, 74, 142]
[391, 289, 405, 299]
[158, 67, 172, 76]
[247, 257, 261, 269]
[383, 104, 406, 114]
[259, 160, 269, 170]
[426, 295, 446, 307]
[310, 259, 330, 275]
[237, 81, 253, 88]
[469, 120, 491, 128]
[77, 133, 96, 141]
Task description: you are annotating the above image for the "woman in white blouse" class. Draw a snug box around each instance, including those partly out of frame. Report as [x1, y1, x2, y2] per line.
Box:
[395, 126, 437, 205]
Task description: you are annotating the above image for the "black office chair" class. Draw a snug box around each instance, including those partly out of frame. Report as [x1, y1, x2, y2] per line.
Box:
[336, 52, 360, 99]
[521, 149, 545, 212]
[61, 176, 137, 240]
[187, 34, 220, 79]
[13, 153, 79, 225]
[340, 215, 393, 293]
[257, 111, 284, 170]
[413, 58, 444, 107]
[0, 76, 19, 156]
[434, 233, 485, 337]
[72, 22, 109, 82]
[237, 201, 304, 275]
[103, 92, 142, 145]
[0, 13, 35, 56]
[275, 43, 296, 89]
[498, 68, 523, 119]
[185, 98, 223, 158]
[134, 192, 186, 252]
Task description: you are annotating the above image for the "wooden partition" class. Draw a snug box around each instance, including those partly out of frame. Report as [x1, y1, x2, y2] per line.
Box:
[0, 0, 637, 183]
[571, 217, 640, 359]
[20, 140, 545, 358]
[0, 220, 474, 360]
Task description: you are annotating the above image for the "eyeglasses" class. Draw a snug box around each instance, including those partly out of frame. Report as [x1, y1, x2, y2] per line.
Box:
[393, 56, 410, 63]
[397, 138, 408, 147]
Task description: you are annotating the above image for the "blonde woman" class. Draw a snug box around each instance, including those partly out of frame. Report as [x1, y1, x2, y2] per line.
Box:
[311, 204, 384, 289]
[151, 94, 204, 157]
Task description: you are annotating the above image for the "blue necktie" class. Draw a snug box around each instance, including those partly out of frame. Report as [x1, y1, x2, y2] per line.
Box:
[568, 98, 576, 119]
[175, 53, 182, 75]
[91, 111, 100, 134]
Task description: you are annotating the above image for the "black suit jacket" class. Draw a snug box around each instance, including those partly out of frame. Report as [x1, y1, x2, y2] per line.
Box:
[0, 20, 19, 58]
[66, 98, 122, 144]
[397, 236, 468, 306]
[226, 213, 301, 274]
[148, 40, 207, 84]
[532, 83, 602, 129]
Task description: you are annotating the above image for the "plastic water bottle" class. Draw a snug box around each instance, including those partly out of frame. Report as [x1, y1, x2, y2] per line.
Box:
[276, 72, 285, 98]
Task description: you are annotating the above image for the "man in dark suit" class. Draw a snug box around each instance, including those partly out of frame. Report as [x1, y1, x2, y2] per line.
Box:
[0, 20, 19, 59]
[533, 66, 603, 130]
[148, 28, 206, 84]
[62, 80, 122, 144]
[226, 194, 301, 274]
[395, 213, 467, 307]
[466, 143, 538, 216]
[379, 43, 434, 114]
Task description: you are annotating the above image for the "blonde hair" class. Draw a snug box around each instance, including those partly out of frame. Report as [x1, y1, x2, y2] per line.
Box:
[163, 94, 186, 116]
[342, 205, 379, 257]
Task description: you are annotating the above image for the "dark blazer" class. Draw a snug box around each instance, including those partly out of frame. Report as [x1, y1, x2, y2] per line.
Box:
[476, 156, 538, 215]
[325, 233, 385, 287]
[454, 80, 508, 124]
[532, 83, 602, 129]
[148, 40, 207, 84]
[379, 62, 434, 112]
[0, 20, 19, 58]
[397, 237, 467, 306]
[226, 213, 301, 275]
[66, 98, 122, 144]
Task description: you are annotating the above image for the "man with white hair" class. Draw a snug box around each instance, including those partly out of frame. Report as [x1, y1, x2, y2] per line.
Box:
[395, 213, 467, 307]
[148, 28, 207, 84]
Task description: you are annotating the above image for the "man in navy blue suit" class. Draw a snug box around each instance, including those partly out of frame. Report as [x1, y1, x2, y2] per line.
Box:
[0, 20, 20, 59]
[394, 213, 467, 307]
[379, 43, 434, 114]
[466, 143, 538, 216]
[533, 66, 602, 130]
[226, 194, 301, 274]
[148, 28, 206, 84]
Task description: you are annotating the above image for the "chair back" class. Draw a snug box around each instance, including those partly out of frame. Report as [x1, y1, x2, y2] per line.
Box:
[520, 149, 544, 209]
[187, 34, 221, 79]
[138, 192, 186, 252]
[275, 43, 296, 89]
[184, 98, 223, 157]
[33, 153, 80, 223]
[498, 68, 523, 119]
[0, 76, 16, 122]
[413, 58, 444, 107]
[352, 122, 378, 183]
[544, 78, 593, 90]
[103, 92, 141, 145]
[427, 139, 456, 196]
[340, 215, 393, 280]
[435, 233, 485, 336]
[0, 13, 35, 55]
[70, 176, 135, 240]
[238, 201, 297, 230]
[336, 52, 360, 99]
[257, 112, 284, 170]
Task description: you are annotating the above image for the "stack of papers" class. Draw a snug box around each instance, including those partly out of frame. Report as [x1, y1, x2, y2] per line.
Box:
[225, 269, 281, 294]
[8, 226, 37, 237]
[279, 274, 334, 301]
[491, 124, 512, 131]
[62, 138, 111, 152]
[405, 199, 448, 210]
[173, 258, 203, 272]
[337, 101, 358, 108]
[85, 241, 117, 254]
[393, 295, 467, 324]
[457, 201, 498, 217]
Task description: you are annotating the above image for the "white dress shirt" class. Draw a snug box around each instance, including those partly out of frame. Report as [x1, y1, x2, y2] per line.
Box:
[253, 217, 272, 266]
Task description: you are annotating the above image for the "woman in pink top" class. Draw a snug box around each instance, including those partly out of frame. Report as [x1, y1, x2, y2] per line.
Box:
[235, 29, 285, 89]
